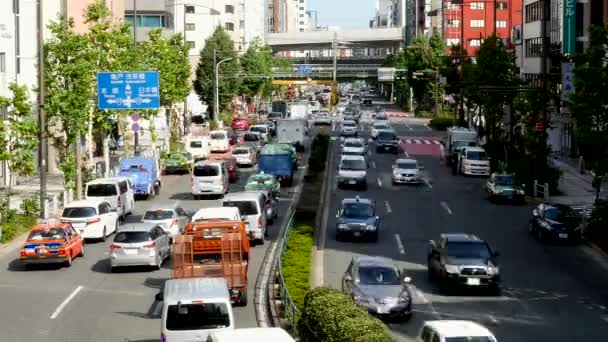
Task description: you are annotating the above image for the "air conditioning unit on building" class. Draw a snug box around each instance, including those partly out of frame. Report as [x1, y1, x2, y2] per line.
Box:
[512, 25, 522, 45]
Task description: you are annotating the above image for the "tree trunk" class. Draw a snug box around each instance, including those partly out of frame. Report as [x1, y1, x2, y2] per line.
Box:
[103, 131, 110, 178]
[75, 133, 83, 200]
[86, 108, 94, 167]
[47, 142, 59, 173]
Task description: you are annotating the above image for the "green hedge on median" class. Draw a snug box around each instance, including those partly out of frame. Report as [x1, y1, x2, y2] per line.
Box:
[307, 133, 330, 179]
[297, 287, 395, 342]
[429, 117, 454, 131]
[281, 214, 315, 311]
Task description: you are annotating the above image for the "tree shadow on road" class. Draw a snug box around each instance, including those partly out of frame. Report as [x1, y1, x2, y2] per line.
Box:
[90, 258, 160, 274]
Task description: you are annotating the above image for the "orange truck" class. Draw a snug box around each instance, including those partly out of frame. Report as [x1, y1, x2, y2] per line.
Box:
[172, 221, 249, 306]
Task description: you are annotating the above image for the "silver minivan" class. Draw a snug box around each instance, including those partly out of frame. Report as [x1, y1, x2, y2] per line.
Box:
[191, 161, 229, 199]
[109, 223, 171, 272]
[222, 191, 268, 245]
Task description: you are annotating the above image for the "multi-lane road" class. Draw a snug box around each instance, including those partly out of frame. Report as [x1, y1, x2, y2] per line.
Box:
[320, 112, 608, 341]
[0, 157, 304, 341]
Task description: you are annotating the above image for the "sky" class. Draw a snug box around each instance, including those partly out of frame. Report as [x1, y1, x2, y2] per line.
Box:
[307, 0, 375, 29]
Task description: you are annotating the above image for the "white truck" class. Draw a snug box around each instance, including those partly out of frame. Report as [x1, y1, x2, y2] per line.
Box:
[288, 102, 309, 120]
[276, 119, 307, 152]
[446, 127, 478, 166]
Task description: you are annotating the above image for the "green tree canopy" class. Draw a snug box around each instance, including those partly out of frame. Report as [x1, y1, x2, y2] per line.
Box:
[239, 38, 273, 97]
[404, 29, 445, 104]
[193, 26, 241, 117]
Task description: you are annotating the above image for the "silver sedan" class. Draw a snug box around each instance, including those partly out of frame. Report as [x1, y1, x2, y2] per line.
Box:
[141, 206, 190, 239]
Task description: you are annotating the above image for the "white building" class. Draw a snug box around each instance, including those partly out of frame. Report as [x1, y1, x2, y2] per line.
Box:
[296, 0, 308, 32]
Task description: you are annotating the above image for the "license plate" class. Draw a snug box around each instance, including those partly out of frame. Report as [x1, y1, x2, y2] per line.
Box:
[348, 180, 356, 185]
[124, 248, 138, 254]
[354, 232, 361, 237]
[559, 233, 568, 239]
[37, 248, 47, 254]
[466, 278, 480, 286]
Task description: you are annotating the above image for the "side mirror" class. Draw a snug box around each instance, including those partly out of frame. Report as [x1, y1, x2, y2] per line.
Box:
[155, 292, 164, 301]
[375, 216, 379, 220]
[343, 274, 352, 282]
[404, 276, 412, 283]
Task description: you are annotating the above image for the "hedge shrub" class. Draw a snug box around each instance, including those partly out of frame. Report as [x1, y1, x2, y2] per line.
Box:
[307, 133, 330, 178]
[585, 201, 608, 251]
[0, 214, 37, 243]
[429, 117, 454, 131]
[282, 218, 314, 311]
[298, 287, 395, 342]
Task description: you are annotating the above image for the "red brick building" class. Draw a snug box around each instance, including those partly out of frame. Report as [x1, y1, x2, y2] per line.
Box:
[441, 0, 522, 56]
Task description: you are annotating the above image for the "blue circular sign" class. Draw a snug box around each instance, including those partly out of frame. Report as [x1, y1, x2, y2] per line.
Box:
[131, 112, 140, 121]
[131, 123, 140, 132]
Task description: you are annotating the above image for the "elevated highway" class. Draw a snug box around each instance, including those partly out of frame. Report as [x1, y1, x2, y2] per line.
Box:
[265, 27, 404, 51]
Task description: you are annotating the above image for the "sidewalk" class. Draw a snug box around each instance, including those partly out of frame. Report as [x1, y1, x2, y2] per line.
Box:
[549, 155, 606, 209]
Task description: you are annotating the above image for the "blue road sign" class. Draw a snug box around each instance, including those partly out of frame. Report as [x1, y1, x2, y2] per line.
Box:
[97, 71, 160, 110]
[296, 65, 313, 74]
[131, 123, 140, 132]
[131, 112, 140, 121]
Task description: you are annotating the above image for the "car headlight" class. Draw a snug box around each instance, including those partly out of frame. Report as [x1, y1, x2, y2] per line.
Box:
[487, 266, 500, 275]
[338, 224, 349, 230]
[366, 224, 376, 231]
[518, 190, 525, 195]
[444, 264, 460, 274]
[392, 170, 400, 177]
[541, 221, 553, 230]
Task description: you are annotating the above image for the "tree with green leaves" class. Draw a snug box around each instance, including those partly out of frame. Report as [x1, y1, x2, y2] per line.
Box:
[193, 26, 241, 119]
[44, 16, 95, 192]
[239, 38, 273, 98]
[0, 83, 38, 201]
[570, 25, 608, 176]
[444, 44, 473, 125]
[139, 29, 191, 146]
[404, 29, 445, 108]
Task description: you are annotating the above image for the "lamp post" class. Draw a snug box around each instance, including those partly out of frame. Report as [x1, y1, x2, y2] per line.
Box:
[36, 0, 47, 219]
[214, 53, 237, 126]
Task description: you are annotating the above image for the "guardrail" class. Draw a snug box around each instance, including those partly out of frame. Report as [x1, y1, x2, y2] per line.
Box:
[533, 180, 549, 201]
[276, 211, 300, 337]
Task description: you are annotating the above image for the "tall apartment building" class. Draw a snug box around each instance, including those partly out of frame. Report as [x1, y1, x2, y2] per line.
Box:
[296, 0, 308, 32]
[267, 0, 300, 33]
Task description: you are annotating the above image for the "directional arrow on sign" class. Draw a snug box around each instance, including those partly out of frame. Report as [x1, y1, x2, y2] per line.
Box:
[107, 99, 118, 104]
[141, 98, 152, 104]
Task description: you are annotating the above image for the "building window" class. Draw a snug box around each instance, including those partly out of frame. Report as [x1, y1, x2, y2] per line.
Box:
[125, 15, 167, 28]
[525, 1, 543, 23]
[225, 5, 234, 14]
[300, 28, 305, 32]
[300, 13, 304, 17]
[225, 22, 235, 31]
[0, 52, 5, 72]
[185, 23, 195, 31]
[470, 2, 484, 10]
[185, 5, 195, 13]
[300, 6, 305, 10]
[470, 20, 484, 28]
[240, 20, 245, 29]
[299, 21, 305, 25]
[446, 2, 459, 10]
[496, 20, 507, 28]
[447, 20, 460, 28]
[525, 37, 544, 57]
[497, 2, 508, 10]
[446, 38, 460, 46]
[187, 41, 195, 49]
[469, 39, 481, 47]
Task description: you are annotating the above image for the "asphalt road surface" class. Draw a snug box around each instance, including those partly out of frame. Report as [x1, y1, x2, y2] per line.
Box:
[0, 151, 306, 342]
[322, 107, 608, 341]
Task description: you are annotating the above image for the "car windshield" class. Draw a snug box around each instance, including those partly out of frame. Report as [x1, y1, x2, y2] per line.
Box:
[250, 126, 266, 133]
[544, 207, 579, 222]
[467, 151, 488, 160]
[250, 175, 274, 184]
[113, 231, 151, 243]
[166, 303, 231, 331]
[377, 132, 397, 141]
[446, 242, 492, 259]
[168, 153, 186, 160]
[86, 184, 117, 197]
[342, 202, 374, 218]
[495, 176, 514, 185]
[269, 113, 282, 119]
[341, 159, 366, 171]
[28, 228, 66, 241]
[345, 141, 363, 148]
[191, 115, 205, 124]
[143, 210, 174, 220]
[120, 164, 149, 173]
[397, 161, 417, 169]
[375, 115, 387, 120]
[374, 123, 389, 129]
[343, 122, 356, 127]
[445, 337, 495, 342]
[233, 148, 249, 155]
[190, 141, 203, 148]
[223, 200, 259, 216]
[62, 207, 96, 218]
[211, 133, 226, 140]
[244, 134, 260, 142]
[453, 140, 477, 150]
[193, 165, 219, 177]
[358, 266, 401, 285]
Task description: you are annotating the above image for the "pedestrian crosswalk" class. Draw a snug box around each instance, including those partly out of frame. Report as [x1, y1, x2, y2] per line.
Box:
[401, 138, 442, 145]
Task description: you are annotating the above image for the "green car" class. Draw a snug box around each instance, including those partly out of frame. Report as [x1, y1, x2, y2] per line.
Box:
[485, 173, 526, 203]
[245, 173, 281, 197]
[164, 152, 193, 174]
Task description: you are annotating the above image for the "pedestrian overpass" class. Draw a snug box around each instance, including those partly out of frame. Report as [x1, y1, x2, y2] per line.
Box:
[265, 27, 404, 52]
[271, 55, 386, 80]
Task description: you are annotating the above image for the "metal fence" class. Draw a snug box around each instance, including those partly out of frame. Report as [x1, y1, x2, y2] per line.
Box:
[276, 211, 301, 337]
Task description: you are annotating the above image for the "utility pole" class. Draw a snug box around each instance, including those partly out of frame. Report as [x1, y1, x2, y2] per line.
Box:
[37, 0, 47, 219]
[459, 3, 466, 126]
[536, 0, 550, 179]
[332, 31, 338, 82]
[213, 49, 218, 123]
[434, 67, 439, 118]
[493, 0, 497, 36]
[182, 4, 188, 137]
[133, 0, 137, 44]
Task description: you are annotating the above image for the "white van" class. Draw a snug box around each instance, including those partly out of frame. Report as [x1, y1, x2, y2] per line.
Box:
[208, 328, 295, 342]
[85, 177, 135, 220]
[191, 207, 241, 222]
[209, 130, 230, 153]
[222, 191, 268, 245]
[191, 161, 229, 199]
[161, 278, 234, 342]
[458, 146, 491, 176]
[186, 136, 210, 161]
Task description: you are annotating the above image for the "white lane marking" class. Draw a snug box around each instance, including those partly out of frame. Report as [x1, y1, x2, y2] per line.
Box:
[405, 124, 413, 131]
[377, 177, 383, 188]
[394, 234, 405, 254]
[330, 136, 338, 141]
[424, 124, 432, 131]
[413, 288, 441, 319]
[424, 140, 432, 144]
[298, 166, 307, 170]
[405, 139, 412, 144]
[487, 314, 499, 324]
[331, 120, 336, 132]
[433, 140, 441, 144]
[440, 201, 453, 215]
[50, 286, 84, 319]
[371, 161, 376, 169]
[424, 179, 433, 189]
[414, 139, 422, 144]
[384, 200, 392, 213]
[601, 315, 608, 324]
[404, 151, 410, 158]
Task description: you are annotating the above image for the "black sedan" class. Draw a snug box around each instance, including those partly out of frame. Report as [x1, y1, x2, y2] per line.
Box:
[529, 203, 583, 243]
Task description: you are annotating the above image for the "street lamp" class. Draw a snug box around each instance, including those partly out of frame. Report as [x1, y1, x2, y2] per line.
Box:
[214, 55, 237, 126]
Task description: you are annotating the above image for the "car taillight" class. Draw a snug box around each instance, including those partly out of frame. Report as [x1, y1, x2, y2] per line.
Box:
[109, 244, 121, 250]
[258, 215, 262, 228]
[86, 218, 101, 225]
[143, 242, 156, 248]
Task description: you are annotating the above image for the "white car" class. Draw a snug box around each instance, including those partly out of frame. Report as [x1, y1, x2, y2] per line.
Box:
[392, 158, 422, 184]
[371, 122, 392, 139]
[341, 138, 366, 156]
[209, 130, 230, 153]
[249, 125, 270, 143]
[142, 207, 190, 240]
[232, 146, 257, 166]
[337, 155, 368, 190]
[191, 207, 242, 222]
[417, 320, 497, 342]
[313, 111, 332, 125]
[340, 120, 359, 137]
[61, 199, 119, 241]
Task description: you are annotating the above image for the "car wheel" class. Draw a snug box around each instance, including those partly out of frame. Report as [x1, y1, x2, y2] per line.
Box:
[154, 254, 162, 270]
[79, 244, 85, 257]
[64, 253, 72, 267]
[336, 231, 342, 241]
[239, 290, 248, 306]
[401, 312, 413, 322]
[114, 220, 119, 234]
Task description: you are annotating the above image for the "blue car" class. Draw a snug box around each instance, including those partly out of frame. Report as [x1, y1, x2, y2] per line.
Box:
[335, 196, 380, 242]
[118, 159, 160, 199]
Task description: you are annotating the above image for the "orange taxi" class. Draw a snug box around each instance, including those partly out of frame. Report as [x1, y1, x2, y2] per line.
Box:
[20, 222, 84, 268]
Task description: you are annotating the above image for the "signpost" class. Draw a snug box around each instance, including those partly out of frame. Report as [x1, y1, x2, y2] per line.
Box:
[97, 71, 160, 110]
[561, 62, 575, 106]
[563, 0, 576, 54]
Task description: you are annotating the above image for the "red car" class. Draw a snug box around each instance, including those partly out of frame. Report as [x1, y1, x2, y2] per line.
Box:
[231, 118, 249, 131]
